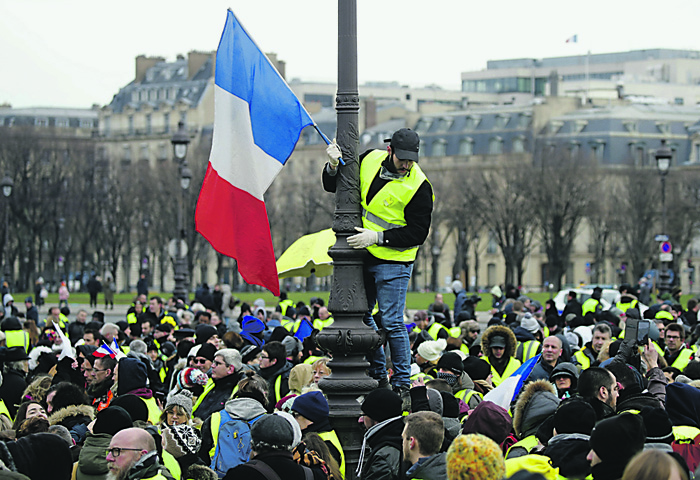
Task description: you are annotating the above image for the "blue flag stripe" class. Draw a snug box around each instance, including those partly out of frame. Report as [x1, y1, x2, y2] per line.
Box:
[215, 10, 313, 165]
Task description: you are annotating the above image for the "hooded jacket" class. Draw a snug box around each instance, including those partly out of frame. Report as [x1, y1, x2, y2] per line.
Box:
[513, 380, 560, 440]
[405, 452, 447, 480]
[666, 382, 700, 428]
[482, 325, 521, 384]
[358, 416, 404, 480]
[542, 433, 591, 479]
[75, 432, 112, 480]
[200, 396, 267, 464]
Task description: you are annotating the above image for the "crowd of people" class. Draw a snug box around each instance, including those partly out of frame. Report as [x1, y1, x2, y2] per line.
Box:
[0, 280, 695, 480]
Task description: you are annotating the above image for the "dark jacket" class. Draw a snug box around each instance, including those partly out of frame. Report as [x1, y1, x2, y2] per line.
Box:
[75, 432, 112, 480]
[0, 369, 27, 418]
[322, 150, 433, 256]
[193, 371, 243, 421]
[542, 433, 591, 480]
[258, 360, 293, 410]
[359, 416, 404, 480]
[67, 321, 86, 346]
[527, 358, 559, 384]
[224, 451, 326, 480]
[123, 451, 175, 480]
[405, 452, 447, 480]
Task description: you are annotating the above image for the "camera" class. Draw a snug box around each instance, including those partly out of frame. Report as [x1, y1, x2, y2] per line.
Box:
[625, 318, 651, 346]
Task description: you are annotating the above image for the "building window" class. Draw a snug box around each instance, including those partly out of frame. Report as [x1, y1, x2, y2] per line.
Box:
[35, 117, 48, 127]
[415, 118, 432, 133]
[145, 114, 152, 135]
[487, 231, 498, 254]
[158, 143, 168, 161]
[512, 136, 526, 153]
[458, 138, 474, 156]
[164, 113, 170, 134]
[432, 139, 447, 156]
[518, 113, 531, 129]
[656, 123, 670, 135]
[569, 141, 581, 159]
[55, 118, 69, 128]
[487, 263, 497, 286]
[104, 117, 111, 136]
[122, 145, 132, 162]
[495, 114, 510, 129]
[489, 137, 503, 155]
[464, 116, 481, 130]
[623, 121, 638, 133]
[128, 116, 134, 135]
[140, 144, 149, 161]
[180, 111, 187, 127]
[675, 97, 684, 105]
[591, 142, 605, 161]
[435, 117, 453, 131]
[80, 119, 93, 129]
[629, 143, 645, 165]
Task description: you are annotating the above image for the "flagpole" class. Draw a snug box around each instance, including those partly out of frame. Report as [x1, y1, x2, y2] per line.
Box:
[314, 1, 381, 478]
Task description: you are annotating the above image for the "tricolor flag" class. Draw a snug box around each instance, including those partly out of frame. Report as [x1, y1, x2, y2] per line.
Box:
[482, 354, 541, 410]
[94, 342, 117, 359]
[111, 338, 127, 360]
[566, 34, 578, 43]
[196, 10, 314, 296]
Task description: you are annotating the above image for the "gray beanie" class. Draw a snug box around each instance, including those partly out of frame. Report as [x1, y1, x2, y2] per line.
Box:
[165, 389, 194, 418]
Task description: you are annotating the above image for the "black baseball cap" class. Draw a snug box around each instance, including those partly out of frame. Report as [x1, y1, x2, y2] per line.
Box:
[385, 128, 420, 162]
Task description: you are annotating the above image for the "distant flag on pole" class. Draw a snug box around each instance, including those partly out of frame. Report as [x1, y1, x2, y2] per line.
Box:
[566, 34, 578, 43]
[482, 354, 541, 411]
[195, 10, 314, 296]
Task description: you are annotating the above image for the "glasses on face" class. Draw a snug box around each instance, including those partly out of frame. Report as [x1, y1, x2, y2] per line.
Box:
[212, 360, 227, 367]
[93, 368, 109, 373]
[259, 354, 269, 360]
[666, 335, 681, 341]
[106, 447, 143, 458]
[470, 329, 480, 334]
[193, 358, 209, 365]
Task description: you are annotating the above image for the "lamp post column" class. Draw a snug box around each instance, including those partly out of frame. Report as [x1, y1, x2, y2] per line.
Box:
[315, 2, 382, 479]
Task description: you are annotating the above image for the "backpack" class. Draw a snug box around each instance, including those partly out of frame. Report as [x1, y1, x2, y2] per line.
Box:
[211, 409, 265, 478]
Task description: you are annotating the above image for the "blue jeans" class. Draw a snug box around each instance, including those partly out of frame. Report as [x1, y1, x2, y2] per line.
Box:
[363, 262, 412, 388]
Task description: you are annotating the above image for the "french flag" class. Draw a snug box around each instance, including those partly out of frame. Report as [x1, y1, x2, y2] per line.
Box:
[93, 342, 117, 359]
[196, 10, 314, 296]
[566, 34, 578, 43]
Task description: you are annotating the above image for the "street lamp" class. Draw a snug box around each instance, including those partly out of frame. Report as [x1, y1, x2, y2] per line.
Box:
[656, 139, 672, 296]
[1, 176, 13, 286]
[171, 122, 191, 301]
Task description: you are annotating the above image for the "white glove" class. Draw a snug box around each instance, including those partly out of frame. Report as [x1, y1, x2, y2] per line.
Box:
[347, 227, 379, 249]
[326, 139, 342, 169]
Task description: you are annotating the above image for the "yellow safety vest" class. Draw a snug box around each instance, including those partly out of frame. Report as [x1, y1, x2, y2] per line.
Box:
[668, 347, 694, 371]
[319, 430, 346, 478]
[4, 330, 28, 351]
[656, 310, 674, 322]
[427, 322, 449, 340]
[673, 425, 700, 442]
[127, 311, 138, 324]
[485, 356, 521, 387]
[505, 435, 540, 459]
[313, 317, 334, 331]
[0, 400, 12, 423]
[304, 356, 323, 366]
[573, 348, 594, 370]
[581, 298, 600, 316]
[449, 326, 461, 337]
[142, 396, 162, 426]
[616, 299, 638, 312]
[359, 150, 433, 262]
[162, 451, 181, 480]
[192, 379, 239, 417]
[279, 299, 294, 317]
[516, 340, 541, 363]
[410, 371, 435, 382]
[455, 388, 483, 406]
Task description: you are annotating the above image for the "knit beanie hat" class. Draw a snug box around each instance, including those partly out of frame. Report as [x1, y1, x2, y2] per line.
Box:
[446, 434, 505, 480]
[162, 424, 201, 458]
[177, 367, 209, 390]
[521, 314, 540, 334]
[240, 345, 261, 364]
[417, 339, 447, 362]
[242, 316, 265, 334]
[93, 406, 133, 436]
[462, 400, 512, 445]
[437, 352, 464, 374]
[463, 356, 491, 381]
[165, 390, 194, 418]
[197, 343, 217, 362]
[7, 433, 72, 480]
[553, 398, 596, 435]
[110, 394, 149, 423]
[291, 391, 329, 424]
[362, 389, 402, 422]
[195, 324, 218, 345]
[589, 413, 646, 463]
[639, 406, 674, 444]
[281, 336, 302, 357]
[440, 391, 461, 419]
[251, 411, 301, 451]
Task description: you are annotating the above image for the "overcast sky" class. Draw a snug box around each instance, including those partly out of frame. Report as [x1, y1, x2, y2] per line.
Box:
[2, 0, 700, 109]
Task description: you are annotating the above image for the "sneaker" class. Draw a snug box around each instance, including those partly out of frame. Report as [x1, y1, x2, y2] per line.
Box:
[393, 385, 411, 412]
[375, 376, 391, 390]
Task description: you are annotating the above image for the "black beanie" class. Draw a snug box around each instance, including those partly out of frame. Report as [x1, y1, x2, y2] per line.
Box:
[110, 394, 149, 423]
[361, 389, 402, 422]
[93, 406, 133, 436]
[554, 398, 596, 435]
[589, 413, 646, 463]
[463, 356, 491, 381]
[639, 406, 674, 444]
[437, 352, 464, 374]
[177, 340, 195, 359]
[195, 324, 217, 345]
[439, 391, 461, 419]
[197, 343, 217, 362]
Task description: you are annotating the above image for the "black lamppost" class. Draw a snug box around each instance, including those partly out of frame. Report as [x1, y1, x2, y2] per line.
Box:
[1, 176, 13, 285]
[656, 139, 672, 296]
[314, 2, 382, 478]
[171, 121, 191, 301]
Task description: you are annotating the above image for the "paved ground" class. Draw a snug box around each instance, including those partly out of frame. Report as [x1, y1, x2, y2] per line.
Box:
[37, 303, 129, 324]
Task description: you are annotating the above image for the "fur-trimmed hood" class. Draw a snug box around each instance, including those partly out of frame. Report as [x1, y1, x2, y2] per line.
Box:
[513, 379, 560, 439]
[48, 404, 95, 427]
[481, 325, 517, 359]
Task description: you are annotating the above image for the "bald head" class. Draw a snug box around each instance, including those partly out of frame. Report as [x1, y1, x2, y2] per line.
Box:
[110, 427, 155, 452]
[541, 335, 563, 366]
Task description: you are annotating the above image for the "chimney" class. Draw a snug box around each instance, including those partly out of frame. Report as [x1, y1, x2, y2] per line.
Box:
[135, 55, 164, 83]
[265, 53, 286, 80]
[188, 51, 213, 80]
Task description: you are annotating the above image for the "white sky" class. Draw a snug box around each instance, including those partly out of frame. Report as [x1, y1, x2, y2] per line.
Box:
[2, 0, 700, 109]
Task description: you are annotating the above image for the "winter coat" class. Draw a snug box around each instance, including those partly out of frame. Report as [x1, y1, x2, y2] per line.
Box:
[666, 382, 700, 429]
[49, 404, 95, 444]
[0, 370, 27, 419]
[359, 416, 404, 480]
[258, 360, 293, 410]
[513, 379, 560, 441]
[481, 325, 518, 363]
[193, 371, 242, 421]
[542, 433, 591, 479]
[405, 452, 447, 480]
[121, 451, 175, 480]
[75, 432, 112, 480]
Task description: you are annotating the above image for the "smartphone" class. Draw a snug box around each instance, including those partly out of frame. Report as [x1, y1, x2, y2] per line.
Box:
[637, 320, 650, 345]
